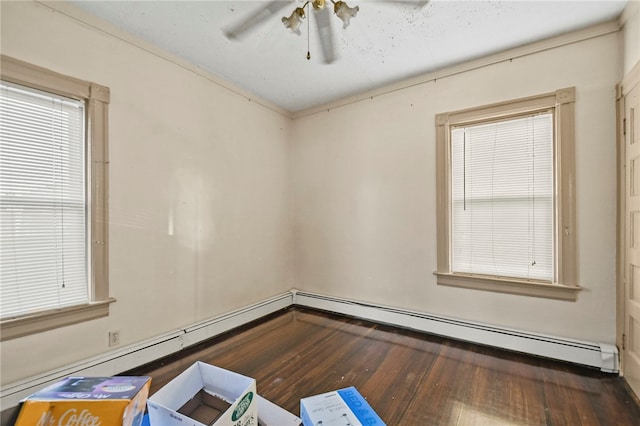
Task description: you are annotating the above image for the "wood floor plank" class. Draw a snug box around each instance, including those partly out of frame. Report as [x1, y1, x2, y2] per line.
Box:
[125, 307, 640, 425]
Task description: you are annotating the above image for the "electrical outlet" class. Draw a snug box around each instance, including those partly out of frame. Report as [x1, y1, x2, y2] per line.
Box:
[108, 330, 120, 347]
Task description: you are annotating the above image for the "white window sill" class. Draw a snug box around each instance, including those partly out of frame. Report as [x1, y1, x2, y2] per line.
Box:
[1, 298, 116, 341]
[434, 272, 580, 301]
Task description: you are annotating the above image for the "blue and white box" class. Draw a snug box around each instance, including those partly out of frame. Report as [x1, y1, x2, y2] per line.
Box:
[300, 386, 385, 426]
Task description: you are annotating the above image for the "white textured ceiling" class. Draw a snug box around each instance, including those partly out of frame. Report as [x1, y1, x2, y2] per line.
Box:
[69, 0, 627, 113]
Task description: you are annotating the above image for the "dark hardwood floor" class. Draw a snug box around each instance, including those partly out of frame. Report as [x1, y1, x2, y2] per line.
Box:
[125, 307, 640, 425]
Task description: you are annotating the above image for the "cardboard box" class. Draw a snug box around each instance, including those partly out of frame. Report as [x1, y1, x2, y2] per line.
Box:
[300, 387, 385, 426]
[14, 376, 151, 426]
[177, 389, 232, 424]
[256, 394, 301, 426]
[147, 361, 257, 426]
[143, 395, 300, 426]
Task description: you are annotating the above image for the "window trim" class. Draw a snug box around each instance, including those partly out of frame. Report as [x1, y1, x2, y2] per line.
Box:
[1, 55, 114, 340]
[434, 87, 580, 301]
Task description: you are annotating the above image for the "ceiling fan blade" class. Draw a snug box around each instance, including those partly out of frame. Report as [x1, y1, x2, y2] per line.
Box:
[314, 6, 336, 64]
[386, 0, 430, 8]
[224, 1, 290, 40]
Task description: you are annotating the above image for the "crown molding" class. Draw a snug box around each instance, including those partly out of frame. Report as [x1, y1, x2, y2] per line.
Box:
[35, 1, 293, 119]
[293, 19, 621, 119]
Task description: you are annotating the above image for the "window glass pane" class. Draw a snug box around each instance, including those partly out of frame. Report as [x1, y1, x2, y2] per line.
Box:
[450, 113, 554, 281]
[0, 82, 87, 319]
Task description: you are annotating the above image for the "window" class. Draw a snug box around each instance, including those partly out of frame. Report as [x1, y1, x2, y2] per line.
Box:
[435, 88, 580, 300]
[0, 55, 112, 340]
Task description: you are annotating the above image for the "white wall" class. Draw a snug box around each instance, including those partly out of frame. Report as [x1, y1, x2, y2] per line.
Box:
[0, 1, 293, 385]
[0, 0, 629, 393]
[293, 32, 620, 344]
[621, 0, 640, 75]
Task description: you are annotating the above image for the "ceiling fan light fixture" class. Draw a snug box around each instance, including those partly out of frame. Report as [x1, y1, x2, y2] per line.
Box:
[333, 1, 359, 29]
[312, 0, 327, 11]
[282, 7, 306, 34]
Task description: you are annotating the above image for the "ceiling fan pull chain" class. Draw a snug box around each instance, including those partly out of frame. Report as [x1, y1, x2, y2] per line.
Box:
[307, 1, 311, 60]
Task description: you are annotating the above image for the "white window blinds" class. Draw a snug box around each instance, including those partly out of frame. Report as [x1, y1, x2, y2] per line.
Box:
[450, 112, 554, 282]
[0, 81, 88, 319]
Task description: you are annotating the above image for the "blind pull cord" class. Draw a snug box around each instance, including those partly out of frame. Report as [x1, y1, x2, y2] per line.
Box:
[463, 130, 466, 211]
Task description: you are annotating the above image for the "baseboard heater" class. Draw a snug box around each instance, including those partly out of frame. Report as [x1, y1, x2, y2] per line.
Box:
[292, 290, 619, 374]
[0, 292, 293, 412]
[1, 289, 618, 414]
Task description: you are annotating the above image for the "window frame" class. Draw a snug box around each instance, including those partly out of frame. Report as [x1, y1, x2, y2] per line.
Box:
[434, 87, 580, 301]
[1, 55, 113, 340]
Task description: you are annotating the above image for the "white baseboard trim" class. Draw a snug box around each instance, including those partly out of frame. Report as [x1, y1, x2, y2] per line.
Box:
[0, 292, 293, 411]
[291, 290, 619, 374]
[1, 289, 619, 413]
[181, 292, 294, 347]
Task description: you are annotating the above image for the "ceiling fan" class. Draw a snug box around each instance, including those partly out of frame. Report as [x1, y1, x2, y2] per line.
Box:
[224, 0, 430, 64]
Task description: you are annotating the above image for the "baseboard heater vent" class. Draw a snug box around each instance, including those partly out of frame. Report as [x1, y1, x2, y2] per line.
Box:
[0, 292, 293, 412]
[292, 290, 619, 373]
[1, 290, 618, 414]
